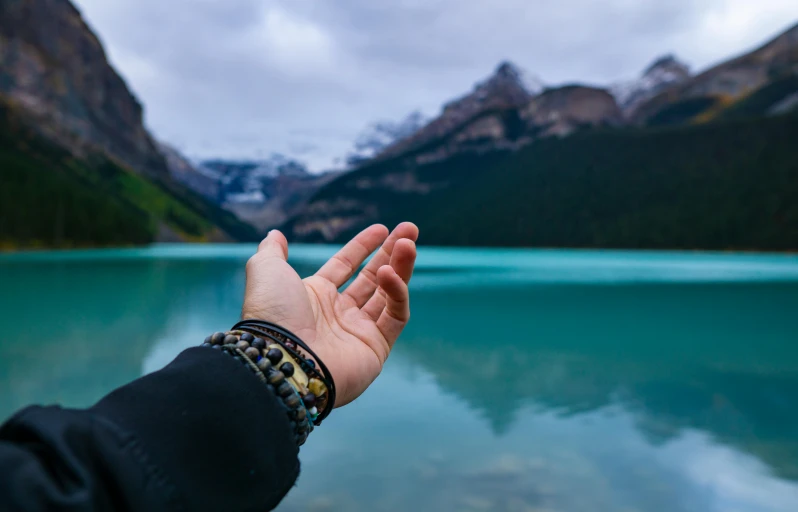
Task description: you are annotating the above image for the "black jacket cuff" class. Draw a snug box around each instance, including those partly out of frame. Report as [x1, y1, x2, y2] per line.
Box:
[91, 347, 300, 511]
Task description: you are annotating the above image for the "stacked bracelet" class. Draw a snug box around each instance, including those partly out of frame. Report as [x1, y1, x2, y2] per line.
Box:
[233, 319, 336, 423]
[201, 320, 335, 447]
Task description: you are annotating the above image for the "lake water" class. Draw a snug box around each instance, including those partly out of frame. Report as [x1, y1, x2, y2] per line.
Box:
[1, 245, 798, 512]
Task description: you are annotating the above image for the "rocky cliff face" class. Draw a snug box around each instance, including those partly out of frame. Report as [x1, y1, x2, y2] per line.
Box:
[632, 22, 798, 124]
[521, 85, 623, 137]
[0, 0, 259, 246]
[376, 62, 540, 163]
[364, 62, 622, 168]
[0, 0, 167, 175]
[158, 143, 220, 200]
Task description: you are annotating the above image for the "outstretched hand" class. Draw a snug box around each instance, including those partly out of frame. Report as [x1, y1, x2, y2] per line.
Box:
[242, 223, 419, 407]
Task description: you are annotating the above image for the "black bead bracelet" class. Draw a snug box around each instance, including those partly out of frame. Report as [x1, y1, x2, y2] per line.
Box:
[233, 319, 336, 424]
[202, 336, 313, 446]
[201, 321, 335, 446]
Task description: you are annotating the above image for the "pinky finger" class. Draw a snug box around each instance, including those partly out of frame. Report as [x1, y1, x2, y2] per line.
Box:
[375, 265, 410, 347]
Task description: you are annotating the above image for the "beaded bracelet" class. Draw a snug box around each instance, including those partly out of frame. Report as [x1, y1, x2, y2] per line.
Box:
[201, 321, 335, 446]
[233, 319, 336, 424]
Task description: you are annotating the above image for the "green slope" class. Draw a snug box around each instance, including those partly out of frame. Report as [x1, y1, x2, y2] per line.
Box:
[291, 113, 798, 250]
[0, 104, 257, 249]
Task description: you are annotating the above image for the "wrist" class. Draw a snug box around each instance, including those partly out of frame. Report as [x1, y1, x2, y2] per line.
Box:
[201, 320, 336, 446]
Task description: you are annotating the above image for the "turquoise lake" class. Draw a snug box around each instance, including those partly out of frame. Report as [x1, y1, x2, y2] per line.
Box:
[1, 245, 798, 512]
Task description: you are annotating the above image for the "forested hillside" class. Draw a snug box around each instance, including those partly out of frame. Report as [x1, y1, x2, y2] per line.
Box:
[286, 113, 798, 250]
[0, 104, 257, 249]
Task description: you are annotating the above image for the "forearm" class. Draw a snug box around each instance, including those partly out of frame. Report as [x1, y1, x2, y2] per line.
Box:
[0, 348, 299, 512]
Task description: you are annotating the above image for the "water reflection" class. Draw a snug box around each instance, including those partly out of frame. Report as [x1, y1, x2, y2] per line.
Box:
[398, 284, 798, 480]
[0, 257, 246, 414]
[283, 270, 798, 510]
[1, 246, 797, 511]
[281, 359, 798, 512]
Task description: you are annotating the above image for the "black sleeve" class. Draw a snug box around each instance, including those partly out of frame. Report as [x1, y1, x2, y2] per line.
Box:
[0, 347, 300, 512]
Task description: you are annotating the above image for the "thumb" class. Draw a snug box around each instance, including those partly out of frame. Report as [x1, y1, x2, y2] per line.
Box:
[258, 230, 289, 261]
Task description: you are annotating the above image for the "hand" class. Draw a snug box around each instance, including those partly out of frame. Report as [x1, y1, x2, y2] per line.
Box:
[242, 223, 419, 407]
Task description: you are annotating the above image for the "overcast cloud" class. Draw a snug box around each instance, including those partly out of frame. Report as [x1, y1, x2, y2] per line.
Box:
[72, 0, 798, 170]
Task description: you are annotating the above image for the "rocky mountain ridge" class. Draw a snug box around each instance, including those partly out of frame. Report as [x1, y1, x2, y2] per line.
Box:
[373, 62, 542, 164]
[351, 21, 797, 170]
[284, 21, 798, 246]
[185, 157, 337, 232]
[353, 60, 649, 168]
[156, 148, 339, 234]
[346, 111, 429, 166]
[631, 22, 798, 125]
[521, 85, 622, 137]
[202, 156, 311, 204]
[610, 55, 691, 114]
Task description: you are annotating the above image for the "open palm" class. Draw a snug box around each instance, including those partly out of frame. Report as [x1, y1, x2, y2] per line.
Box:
[242, 223, 418, 407]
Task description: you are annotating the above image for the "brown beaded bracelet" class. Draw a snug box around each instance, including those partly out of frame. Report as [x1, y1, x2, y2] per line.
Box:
[201, 329, 319, 446]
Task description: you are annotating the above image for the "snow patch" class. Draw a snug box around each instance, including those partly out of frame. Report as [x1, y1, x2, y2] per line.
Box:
[611, 54, 690, 110]
[346, 111, 429, 166]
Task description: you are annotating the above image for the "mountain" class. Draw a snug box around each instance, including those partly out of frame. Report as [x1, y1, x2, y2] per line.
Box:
[0, 0, 256, 248]
[1, 102, 257, 248]
[346, 111, 428, 166]
[285, 113, 798, 249]
[0, 0, 165, 176]
[203, 155, 311, 204]
[199, 157, 337, 233]
[521, 85, 622, 137]
[611, 55, 691, 114]
[284, 22, 798, 250]
[374, 61, 546, 164]
[5, 2, 797, 249]
[158, 143, 220, 201]
[284, 63, 625, 243]
[632, 22, 798, 125]
[360, 62, 619, 168]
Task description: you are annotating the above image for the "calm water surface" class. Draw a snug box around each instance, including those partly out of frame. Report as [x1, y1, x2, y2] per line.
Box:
[1, 245, 798, 512]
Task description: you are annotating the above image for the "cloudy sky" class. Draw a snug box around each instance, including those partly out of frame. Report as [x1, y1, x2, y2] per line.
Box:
[72, 0, 798, 171]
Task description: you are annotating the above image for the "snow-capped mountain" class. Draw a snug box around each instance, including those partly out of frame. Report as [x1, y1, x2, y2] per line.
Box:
[190, 154, 334, 233]
[345, 61, 544, 167]
[464, 60, 543, 108]
[611, 55, 691, 113]
[202, 155, 311, 205]
[491, 61, 545, 96]
[346, 111, 429, 166]
[371, 61, 544, 162]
